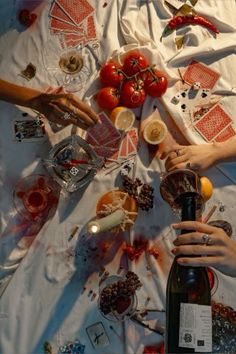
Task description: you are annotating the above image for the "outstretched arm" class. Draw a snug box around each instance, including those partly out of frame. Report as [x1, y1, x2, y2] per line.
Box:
[0, 79, 98, 129]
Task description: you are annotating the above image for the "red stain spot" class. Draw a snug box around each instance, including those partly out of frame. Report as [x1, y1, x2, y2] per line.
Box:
[103, 2, 108, 7]
[123, 238, 148, 261]
[148, 246, 159, 259]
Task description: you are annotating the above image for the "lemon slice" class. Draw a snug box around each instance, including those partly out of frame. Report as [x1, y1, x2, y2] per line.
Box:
[110, 106, 135, 131]
[143, 119, 167, 145]
[200, 176, 213, 201]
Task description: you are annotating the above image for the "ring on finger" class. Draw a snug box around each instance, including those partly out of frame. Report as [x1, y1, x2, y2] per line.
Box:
[202, 233, 213, 245]
[62, 112, 71, 121]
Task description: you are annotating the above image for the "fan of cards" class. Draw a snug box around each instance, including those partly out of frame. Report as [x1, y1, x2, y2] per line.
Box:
[86, 112, 138, 163]
[49, 0, 97, 49]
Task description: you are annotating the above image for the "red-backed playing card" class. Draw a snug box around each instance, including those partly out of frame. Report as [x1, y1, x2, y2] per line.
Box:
[183, 60, 220, 89]
[50, 2, 75, 26]
[50, 17, 84, 34]
[194, 104, 232, 141]
[118, 134, 129, 159]
[85, 15, 97, 42]
[128, 128, 139, 150]
[86, 112, 122, 147]
[214, 125, 236, 142]
[93, 146, 118, 159]
[55, 0, 94, 26]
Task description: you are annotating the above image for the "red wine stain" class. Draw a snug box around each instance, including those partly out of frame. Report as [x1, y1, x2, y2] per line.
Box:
[17, 191, 25, 198]
[28, 191, 44, 207]
[37, 177, 45, 188]
[103, 2, 107, 7]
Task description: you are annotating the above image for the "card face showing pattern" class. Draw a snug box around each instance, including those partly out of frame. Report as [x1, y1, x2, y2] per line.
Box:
[183, 60, 220, 89]
[214, 125, 236, 142]
[194, 104, 232, 141]
[13, 119, 46, 142]
[50, 17, 83, 33]
[55, 0, 94, 26]
[50, 2, 75, 25]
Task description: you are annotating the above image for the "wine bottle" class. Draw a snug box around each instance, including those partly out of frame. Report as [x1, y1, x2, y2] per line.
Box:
[166, 192, 212, 353]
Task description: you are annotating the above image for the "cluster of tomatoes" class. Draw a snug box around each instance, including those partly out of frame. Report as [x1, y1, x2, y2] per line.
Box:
[96, 50, 168, 110]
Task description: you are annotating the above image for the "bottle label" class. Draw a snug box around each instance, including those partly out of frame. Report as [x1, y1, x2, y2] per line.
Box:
[178, 303, 212, 352]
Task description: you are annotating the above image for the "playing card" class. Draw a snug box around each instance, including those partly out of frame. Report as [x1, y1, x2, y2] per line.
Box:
[50, 1, 76, 26]
[93, 146, 118, 159]
[194, 104, 232, 141]
[50, 17, 83, 33]
[214, 125, 236, 142]
[85, 15, 97, 43]
[118, 134, 129, 159]
[127, 134, 136, 156]
[13, 119, 46, 142]
[86, 322, 110, 349]
[86, 112, 121, 147]
[128, 128, 139, 150]
[55, 0, 94, 26]
[183, 60, 220, 89]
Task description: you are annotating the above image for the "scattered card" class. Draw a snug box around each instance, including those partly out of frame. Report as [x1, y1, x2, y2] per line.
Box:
[214, 125, 236, 142]
[86, 322, 109, 349]
[183, 60, 220, 89]
[50, 1, 76, 26]
[50, 17, 82, 33]
[194, 104, 232, 141]
[13, 119, 46, 142]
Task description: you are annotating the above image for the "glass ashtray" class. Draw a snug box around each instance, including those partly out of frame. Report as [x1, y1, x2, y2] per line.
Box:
[98, 275, 138, 322]
[43, 135, 103, 193]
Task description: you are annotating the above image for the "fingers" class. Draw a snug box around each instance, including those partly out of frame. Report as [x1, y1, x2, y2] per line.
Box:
[172, 221, 218, 234]
[165, 154, 188, 171]
[69, 96, 99, 124]
[160, 144, 183, 159]
[176, 255, 223, 268]
[172, 244, 222, 257]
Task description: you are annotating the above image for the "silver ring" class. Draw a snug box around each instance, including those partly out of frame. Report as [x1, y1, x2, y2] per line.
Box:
[62, 112, 71, 121]
[202, 234, 213, 245]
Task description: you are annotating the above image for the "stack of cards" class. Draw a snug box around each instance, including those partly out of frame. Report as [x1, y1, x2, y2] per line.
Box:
[86, 112, 138, 163]
[194, 104, 236, 142]
[49, 0, 97, 48]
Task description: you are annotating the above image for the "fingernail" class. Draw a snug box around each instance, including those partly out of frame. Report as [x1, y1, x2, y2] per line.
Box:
[171, 248, 177, 254]
[171, 223, 178, 228]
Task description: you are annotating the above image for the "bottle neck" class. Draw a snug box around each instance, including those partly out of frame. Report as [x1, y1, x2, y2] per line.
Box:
[179, 192, 197, 234]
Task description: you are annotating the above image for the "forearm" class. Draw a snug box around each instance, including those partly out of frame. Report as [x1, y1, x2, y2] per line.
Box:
[213, 137, 236, 164]
[0, 79, 41, 109]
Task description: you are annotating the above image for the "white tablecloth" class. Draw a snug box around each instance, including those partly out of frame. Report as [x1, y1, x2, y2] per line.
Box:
[0, 1, 236, 353]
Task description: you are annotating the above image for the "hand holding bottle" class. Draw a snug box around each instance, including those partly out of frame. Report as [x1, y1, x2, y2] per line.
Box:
[172, 221, 236, 278]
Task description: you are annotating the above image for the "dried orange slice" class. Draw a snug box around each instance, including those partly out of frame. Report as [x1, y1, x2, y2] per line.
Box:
[143, 119, 167, 145]
[200, 176, 213, 201]
[110, 106, 135, 131]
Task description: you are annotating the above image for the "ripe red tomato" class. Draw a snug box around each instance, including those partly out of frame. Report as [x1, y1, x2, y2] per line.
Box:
[96, 87, 120, 110]
[123, 51, 149, 76]
[143, 69, 168, 97]
[99, 62, 124, 87]
[120, 80, 146, 108]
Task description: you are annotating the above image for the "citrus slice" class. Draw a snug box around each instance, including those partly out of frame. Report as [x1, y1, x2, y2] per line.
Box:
[200, 176, 213, 201]
[110, 106, 135, 131]
[143, 119, 167, 145]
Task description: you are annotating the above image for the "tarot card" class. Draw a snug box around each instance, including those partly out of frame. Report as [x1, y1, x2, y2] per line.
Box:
[13, 119, 46, 142]
[214, 125, 236, 142]
[183, 60, 220, 89]
[194, 104, 232, 141]
[50, 1, 76, 26]
[55, 0, 94, 26]
[86, 322, 110, 349]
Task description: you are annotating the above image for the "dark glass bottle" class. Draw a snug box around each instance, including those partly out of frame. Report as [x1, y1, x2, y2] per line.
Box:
[166, 192, 212, 354]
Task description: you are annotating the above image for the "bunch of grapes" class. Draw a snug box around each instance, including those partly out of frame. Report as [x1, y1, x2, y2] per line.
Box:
[99, 271, 142, 315]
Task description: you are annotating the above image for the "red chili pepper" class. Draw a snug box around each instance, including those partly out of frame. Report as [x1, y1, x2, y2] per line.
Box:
[167, 15, 219, 34]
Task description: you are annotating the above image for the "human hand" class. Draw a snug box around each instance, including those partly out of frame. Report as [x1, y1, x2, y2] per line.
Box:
[30, 90, 98, 129]
[163, 144, 218, 173]
[171, 221, 236, 277]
